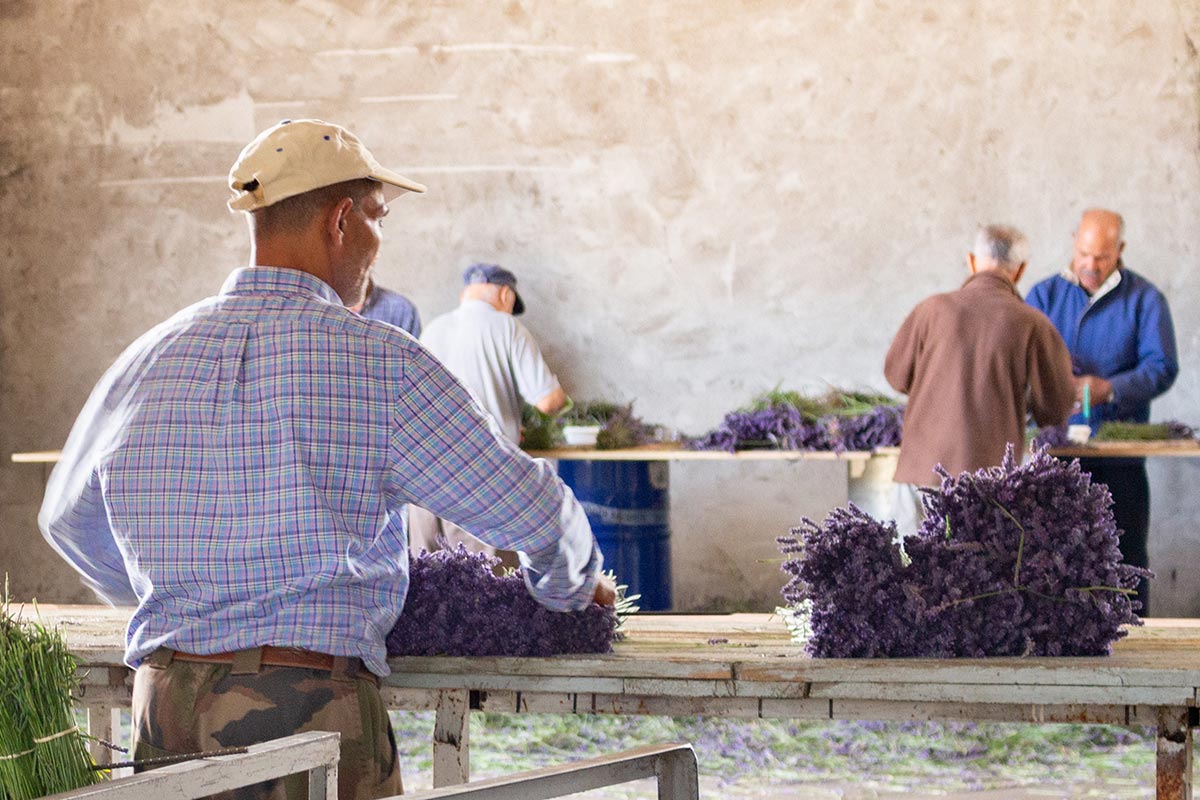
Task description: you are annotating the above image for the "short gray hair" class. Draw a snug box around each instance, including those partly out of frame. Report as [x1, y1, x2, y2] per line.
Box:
[973, 224, 1029, 269]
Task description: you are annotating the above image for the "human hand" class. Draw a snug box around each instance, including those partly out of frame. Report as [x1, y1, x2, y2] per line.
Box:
[1073, 375, 1113, 407]
[592, 574, 617, 607]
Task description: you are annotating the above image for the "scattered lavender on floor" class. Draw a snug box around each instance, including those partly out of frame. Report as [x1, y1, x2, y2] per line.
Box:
[387, 546, 623, 657]
[707, 637, 730, 645]
[778, 447, 1149, 658]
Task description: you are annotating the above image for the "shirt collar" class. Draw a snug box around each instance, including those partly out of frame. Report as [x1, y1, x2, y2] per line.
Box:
[1059, 264, 1123, 304]
[220, 267, 342, 305]
[962, 269, 1019, 297]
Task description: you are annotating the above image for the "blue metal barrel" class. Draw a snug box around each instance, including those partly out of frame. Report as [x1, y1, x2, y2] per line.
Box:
[556, 460, 672, 611]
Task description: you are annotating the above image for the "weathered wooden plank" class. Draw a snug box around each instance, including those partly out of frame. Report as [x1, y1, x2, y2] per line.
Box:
[380, 687, 441, 711]
[516, 693, 578, 714]
[434, 689, 470, 787]
[589, 694, 765, 718]
[390, 653, 737, 680]
[39, 731, 340, 800]
[729, 681, 811, 699]
[390, 673, 626, 694]
[736, 659, 1200, 688]
[399, 743, 700, 800]
[822, 699, 1135, 725]
[622, 678, 738, 698]
[808, 681, 1195, 706]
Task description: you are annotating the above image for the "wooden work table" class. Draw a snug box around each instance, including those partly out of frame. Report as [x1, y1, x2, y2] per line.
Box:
[26, 604, 1200, 798]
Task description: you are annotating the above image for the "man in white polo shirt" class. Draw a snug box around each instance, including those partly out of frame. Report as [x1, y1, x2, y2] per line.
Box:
[411, 263, 570, 562]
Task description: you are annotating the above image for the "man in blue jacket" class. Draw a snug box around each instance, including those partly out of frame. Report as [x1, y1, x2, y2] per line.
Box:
[1027, 208, 1178, 614]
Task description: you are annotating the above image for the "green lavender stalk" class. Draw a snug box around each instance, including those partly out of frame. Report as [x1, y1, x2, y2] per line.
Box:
[0, 611, 40, 799]
[1, 589, 102, 797]
[1093, 422, 1173, 441]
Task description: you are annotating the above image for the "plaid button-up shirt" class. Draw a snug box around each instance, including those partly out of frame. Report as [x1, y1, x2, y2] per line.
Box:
[40, 267, 601, 675]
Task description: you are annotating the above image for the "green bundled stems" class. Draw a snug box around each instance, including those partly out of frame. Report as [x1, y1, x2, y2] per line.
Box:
[746, 386, 898, 421]
[1, 593, 102, 798]
[520, 405, 561, 450]
[1093, 422, 1185, 442]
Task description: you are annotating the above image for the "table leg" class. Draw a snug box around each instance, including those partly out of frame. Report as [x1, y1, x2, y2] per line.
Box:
[433, 688, 470, 787]
[84, 704, 117, 765]
[1156, 706, 1193, 800]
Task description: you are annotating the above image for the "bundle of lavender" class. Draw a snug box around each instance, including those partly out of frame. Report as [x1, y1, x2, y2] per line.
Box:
[1, 596, 102, 798]
[688, 387, 903, 453]
[387, 546, 636, 657]
[777, 448, 1148, 658]
[520, 401, 656, 451]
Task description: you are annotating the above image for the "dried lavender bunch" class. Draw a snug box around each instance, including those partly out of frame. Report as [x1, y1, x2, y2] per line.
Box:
[824, 405, 904, 451]
[1031, 425, 1072, 449]
[387, 546, 625, 657]
[693, 388, 900, 452]
[779, 507, 913, 657]
[688, 406, 832, 452]
[779, 448, 1148, 658]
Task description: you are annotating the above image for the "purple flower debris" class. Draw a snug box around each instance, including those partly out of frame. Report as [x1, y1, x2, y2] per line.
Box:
[778, 447, 1150, 658]
[1031, 425, 1072, 449]
[387, 545, 622, 657]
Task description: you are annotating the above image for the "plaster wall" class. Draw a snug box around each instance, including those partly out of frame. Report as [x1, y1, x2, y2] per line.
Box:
[2, 1, 1199, 613]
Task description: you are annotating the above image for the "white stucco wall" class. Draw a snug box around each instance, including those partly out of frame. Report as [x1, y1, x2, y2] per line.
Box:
[2, 0, 1198, 612]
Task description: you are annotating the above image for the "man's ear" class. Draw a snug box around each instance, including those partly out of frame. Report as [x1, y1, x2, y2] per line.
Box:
[1013, 261, 1027, 284]
[326, 197, 355, 244]
[967, 253, 978, 275]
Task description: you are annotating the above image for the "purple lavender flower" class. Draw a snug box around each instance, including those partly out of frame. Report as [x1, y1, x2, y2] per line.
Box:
[779, 447, 1149, 658]
[688, 406, 833, 452]
[825, 405, 904, 452]
[1031, 425, 1072, 449]
[387, 546, 621, 657]
[1165, 420, 1196, 440]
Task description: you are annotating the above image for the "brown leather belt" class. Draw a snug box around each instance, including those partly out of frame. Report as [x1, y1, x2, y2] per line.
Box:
[171, 646, 337, 671]
[149, 646, 378, 685]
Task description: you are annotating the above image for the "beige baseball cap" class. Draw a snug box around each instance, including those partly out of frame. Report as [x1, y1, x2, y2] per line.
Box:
[228, 119, 426, 212]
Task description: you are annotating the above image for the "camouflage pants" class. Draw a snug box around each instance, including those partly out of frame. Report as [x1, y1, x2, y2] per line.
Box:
[131, 649, 403, 800]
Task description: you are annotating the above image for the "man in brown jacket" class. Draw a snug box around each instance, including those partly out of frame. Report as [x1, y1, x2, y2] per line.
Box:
[884, 224, 1075, 534]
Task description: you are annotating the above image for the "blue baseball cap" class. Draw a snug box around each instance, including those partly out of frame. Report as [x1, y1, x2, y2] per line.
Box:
[463, 263, 525, 315]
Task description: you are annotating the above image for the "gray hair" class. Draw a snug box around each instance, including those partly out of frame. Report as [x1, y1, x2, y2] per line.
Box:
[973, 224, 1029, 270]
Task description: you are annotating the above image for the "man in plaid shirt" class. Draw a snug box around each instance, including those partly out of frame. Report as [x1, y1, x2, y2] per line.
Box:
[40, 119, 614, 799]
